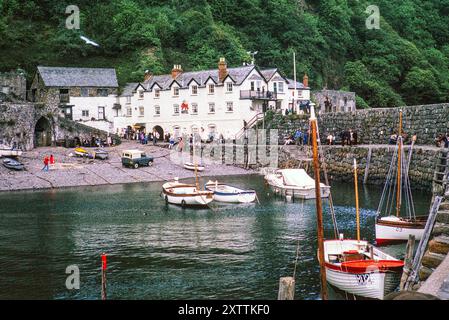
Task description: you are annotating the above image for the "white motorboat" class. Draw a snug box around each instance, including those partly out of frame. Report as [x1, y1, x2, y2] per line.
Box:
[162, 180, 214, 207]
[184, 162, 204, 172]
[265, 168, 330, 199]
[205, 180, 256, 203]
[324, 239, 404, 300]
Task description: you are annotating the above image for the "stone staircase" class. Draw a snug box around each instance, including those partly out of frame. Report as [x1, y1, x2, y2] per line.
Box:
[419, 149, 449, 282]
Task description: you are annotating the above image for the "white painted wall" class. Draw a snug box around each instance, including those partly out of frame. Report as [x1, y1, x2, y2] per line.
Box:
[69, 95, 117, 133]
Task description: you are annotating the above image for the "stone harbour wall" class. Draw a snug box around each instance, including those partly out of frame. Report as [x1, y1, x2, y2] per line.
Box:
[279, 145, 439, 190]
[268, 103, 449, 146]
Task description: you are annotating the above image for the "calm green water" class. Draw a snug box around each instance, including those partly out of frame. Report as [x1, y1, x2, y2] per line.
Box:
[0, 175, 432, 300]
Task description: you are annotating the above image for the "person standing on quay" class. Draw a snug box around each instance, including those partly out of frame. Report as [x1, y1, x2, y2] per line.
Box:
[42, 156, 49, 172]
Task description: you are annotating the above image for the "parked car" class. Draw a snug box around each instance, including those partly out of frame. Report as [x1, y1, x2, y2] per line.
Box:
[121, 150, 153, 169]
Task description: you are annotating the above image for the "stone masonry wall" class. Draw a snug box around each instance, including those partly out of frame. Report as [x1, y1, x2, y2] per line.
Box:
[269, 103, 449, 146]
[279, 145, 438, 190]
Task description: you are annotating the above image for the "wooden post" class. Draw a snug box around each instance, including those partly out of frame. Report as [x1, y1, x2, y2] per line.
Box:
[278, 277, 295, 300]
[310, 107, 328, 300]
[396, 110, 403, 217]
[400, 235, 416, 291]
[101, 253, 107, 300]
[354, 159, 361, 242]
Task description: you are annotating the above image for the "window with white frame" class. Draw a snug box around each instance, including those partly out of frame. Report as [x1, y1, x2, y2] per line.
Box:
[173, 87, 179, 97]
[191, 85, 198, 95]
[250, 81, 255, 91]
[273, 82, 278, 93]
[226, 82, 233, 92]
[154, 105, 160, 116]
[208, 103, 215, 113]
[226, 102, 233, 112]
[126, 96, 131, 104]
[82, 110, 89, 117]
[278, 82, 284, 93]
[154, 88, 160, 98]
[126, 107, 132, 117]
[139, 106, 144, 117]
[174, 104, 180, 115]
[139, 90, 144, 99]
[191, 103, 198, 114]
[208, 84, 215, 94]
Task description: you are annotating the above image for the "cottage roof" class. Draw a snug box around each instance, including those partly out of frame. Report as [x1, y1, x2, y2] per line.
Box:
[287, 78, 307, 90]
[37, 66, 118, 88]
[143, 65, 256, 91]
[260, 68, 278, 81]
[120, 83, 140, 97]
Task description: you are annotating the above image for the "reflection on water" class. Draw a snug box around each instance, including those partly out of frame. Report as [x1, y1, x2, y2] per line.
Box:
[0, 175, 432, 299]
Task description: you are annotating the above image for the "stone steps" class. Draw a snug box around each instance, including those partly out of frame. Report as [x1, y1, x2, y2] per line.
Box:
[436, 210, 449, 224]
[421, 252, 447, 269]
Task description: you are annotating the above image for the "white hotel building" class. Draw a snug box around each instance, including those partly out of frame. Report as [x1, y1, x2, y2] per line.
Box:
[113, 58, 310, 139]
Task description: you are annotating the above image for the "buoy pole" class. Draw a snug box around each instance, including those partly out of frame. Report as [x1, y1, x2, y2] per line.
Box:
[310, 106, 328, 300]
[101, 253, 107, 300]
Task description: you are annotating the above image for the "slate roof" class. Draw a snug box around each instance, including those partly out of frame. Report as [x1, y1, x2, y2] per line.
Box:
[120, 83, 140, 97]
[260, 68, 278, 81]
[287, 78, 307, 89]
[37, 66, 118, 88]
[143, 65, 256, 91]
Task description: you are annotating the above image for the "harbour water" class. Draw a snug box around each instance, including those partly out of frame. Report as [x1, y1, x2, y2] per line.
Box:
[0, 175, 432, 300]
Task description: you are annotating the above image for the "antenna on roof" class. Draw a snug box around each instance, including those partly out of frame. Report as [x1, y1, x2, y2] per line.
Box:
[247, 51, 258, 65]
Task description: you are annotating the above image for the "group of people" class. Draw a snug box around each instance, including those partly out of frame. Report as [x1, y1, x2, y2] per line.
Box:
[81, 135, 112, 148]
[435, 133, 449, 148]
[284, 129, 310, 146]
[42, 154, 55, 172]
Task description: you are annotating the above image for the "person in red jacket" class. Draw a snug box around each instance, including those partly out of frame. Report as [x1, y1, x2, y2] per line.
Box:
[49, 154, 55, 165]
[42, 156, 49, 172]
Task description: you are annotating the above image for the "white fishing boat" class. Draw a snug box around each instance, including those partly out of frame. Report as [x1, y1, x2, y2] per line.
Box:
[375, 111, 427, 245]
[205, 180, 256, 203]
[324, 239, 404, 300]
[265, 168, 330, 199]
[3, 157, 25, 171]
[162, 179, 214, 207]
[184, 162, 204, 172]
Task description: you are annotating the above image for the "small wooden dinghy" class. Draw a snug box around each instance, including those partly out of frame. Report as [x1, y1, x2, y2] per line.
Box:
[162, 180, 214, 207]
[3, 157, 24, 171]
[324, 239, 404, 300]
[92, 149, 109, 160]
[184, 162, 204, 172]
[205, 180, 257, 203]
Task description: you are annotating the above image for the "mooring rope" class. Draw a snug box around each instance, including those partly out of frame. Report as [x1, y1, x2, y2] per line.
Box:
[292, 199, 306, 280]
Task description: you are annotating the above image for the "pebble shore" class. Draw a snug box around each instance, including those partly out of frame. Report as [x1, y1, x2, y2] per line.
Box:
[0, 142, 255, 192]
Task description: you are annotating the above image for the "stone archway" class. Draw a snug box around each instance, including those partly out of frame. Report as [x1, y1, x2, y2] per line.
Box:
[153, 125, 164, 141]
[34, 117, 52, 147]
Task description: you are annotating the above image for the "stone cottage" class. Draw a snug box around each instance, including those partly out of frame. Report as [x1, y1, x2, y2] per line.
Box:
[0, 70, 27, 101]
[30, 66, 119, 132]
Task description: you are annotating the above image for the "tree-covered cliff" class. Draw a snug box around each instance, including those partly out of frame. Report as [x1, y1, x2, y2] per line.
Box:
[1, 0, 448, 108]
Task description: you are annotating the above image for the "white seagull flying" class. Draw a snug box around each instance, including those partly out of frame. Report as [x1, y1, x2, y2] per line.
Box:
[80, 36, 100, 47]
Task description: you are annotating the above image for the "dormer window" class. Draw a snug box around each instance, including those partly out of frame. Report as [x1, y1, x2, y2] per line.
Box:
[173, 87, 179, 97]
[126, 96, 131, 104]
[139, 90, 144, 99]
[226, 83, 233, 93]
[191, 85, 198, 95]
[208, 84, 215, 95]
[154, 88, 160, 98]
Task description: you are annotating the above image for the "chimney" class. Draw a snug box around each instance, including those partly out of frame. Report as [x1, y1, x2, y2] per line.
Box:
[171, 64, 182, 79]
[303, 73, 309, 88]
[218, 57, 228, 83]
[144, 70, 153, 82]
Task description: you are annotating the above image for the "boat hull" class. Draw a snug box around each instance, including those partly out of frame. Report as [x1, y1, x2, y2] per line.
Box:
[266, 182, 331, 199]
[184, 163, 204, 172]
[375, 217, 427, 245]
[205, 183, 257, 203]
[0, 149, 23, 157]
[162, 182, 213, 207]
[325, 267, 401, 300]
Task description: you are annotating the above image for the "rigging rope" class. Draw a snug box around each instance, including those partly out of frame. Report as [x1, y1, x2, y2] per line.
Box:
[292, 199, 306, 280]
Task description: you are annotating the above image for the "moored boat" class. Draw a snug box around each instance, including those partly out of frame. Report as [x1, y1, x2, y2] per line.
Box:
[375, 110, 427, 245]
[74, 147, 92, 158]
[184, 162, 204, 172]
[92, 149, 109, 160]
[265, 168, 330, 199]
[3, 157, 25, 171]
[205, 180, 256, 203]
[324, 239, 404, 300]
[0, 144, 23, 157]
[162, 180, 214, 207]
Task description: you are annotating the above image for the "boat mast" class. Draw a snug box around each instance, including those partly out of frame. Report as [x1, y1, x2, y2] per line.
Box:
[310, 105, 328, 300]
[396, 110, 403, 217]
[353, 159, 361, 242]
